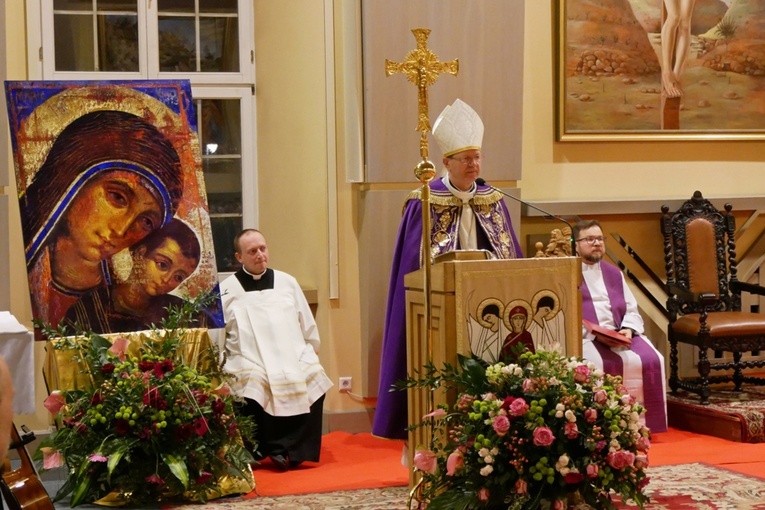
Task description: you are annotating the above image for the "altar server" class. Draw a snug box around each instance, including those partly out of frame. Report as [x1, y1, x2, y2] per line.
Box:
[221, 229, 332, 470]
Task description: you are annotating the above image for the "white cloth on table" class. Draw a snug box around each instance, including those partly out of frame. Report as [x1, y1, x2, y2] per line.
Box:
[0, 312, 35, 414]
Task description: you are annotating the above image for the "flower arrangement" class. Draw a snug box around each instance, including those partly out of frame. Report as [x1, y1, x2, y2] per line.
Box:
[406, 350, 651, 509]
[37, 299, 256, 507]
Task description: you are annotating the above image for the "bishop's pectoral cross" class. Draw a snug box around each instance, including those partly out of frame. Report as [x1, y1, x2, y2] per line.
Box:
[385, 28, 459, 162]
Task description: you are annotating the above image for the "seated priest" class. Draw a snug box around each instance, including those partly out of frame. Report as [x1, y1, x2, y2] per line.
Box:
[220, 229, 332, 471]
[373, 98, 524, 440]
[574, 219, 668, 433]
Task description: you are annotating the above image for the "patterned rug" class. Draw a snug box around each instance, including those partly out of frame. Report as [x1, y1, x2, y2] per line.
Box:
[667, 387, 765, 443]
[166, 463, 765, 509]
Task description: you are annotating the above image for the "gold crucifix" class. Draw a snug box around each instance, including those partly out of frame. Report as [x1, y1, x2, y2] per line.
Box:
[385, 28, 459, 160]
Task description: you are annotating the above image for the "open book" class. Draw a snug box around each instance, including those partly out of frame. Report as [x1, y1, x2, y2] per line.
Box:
[583, 319, 632, 348]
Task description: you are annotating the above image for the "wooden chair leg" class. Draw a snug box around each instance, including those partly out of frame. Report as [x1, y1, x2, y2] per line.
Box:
[698, 348, 711, 404]
[669, 339, 679, 393]
[732, 351, 744, 391]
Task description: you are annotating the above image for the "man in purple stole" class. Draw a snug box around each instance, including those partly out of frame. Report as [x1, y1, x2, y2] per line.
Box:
[372, 99, 523, 440]
[575, 220, 668, 433]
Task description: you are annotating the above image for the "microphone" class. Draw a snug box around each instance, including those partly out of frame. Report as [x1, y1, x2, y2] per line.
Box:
[475, 178, 576, 256]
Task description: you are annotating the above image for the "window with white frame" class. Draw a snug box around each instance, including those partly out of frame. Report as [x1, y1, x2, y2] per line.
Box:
[31, 0, 256, 273]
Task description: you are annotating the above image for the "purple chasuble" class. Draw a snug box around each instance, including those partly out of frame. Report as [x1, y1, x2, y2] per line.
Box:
[372, 179, 522, 439]
[580, 261, 667, 433]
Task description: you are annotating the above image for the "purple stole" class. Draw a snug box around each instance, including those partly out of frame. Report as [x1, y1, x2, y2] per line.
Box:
[580, 262, 667, 432]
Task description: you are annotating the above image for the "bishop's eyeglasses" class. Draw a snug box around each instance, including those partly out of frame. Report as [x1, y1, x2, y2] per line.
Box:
[448, 154, 482, 166]
[575, 236, 607, 245]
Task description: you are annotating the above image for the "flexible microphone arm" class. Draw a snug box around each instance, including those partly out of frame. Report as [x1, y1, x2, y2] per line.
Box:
[475, 178, 576, 256]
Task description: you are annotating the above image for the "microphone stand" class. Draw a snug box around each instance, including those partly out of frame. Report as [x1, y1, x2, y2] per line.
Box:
[475, 178, 576, 255]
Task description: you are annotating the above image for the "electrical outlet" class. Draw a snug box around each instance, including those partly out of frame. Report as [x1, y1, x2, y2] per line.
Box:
[339, 377, 352, 392]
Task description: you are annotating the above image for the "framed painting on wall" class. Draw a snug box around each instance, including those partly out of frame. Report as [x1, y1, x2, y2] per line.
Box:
[556, 0, 765, 141]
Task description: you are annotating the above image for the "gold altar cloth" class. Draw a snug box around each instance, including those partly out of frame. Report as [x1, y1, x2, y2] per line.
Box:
[44, 328, 214, 392]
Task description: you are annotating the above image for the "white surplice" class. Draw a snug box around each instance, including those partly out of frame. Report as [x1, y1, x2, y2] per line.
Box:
[220, 270, 332, 417]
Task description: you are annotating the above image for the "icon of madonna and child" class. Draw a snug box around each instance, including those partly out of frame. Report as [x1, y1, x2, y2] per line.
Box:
[7, 81, 224, 338]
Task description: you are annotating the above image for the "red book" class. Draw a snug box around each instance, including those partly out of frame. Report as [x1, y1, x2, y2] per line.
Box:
[583, 319, 632, 348]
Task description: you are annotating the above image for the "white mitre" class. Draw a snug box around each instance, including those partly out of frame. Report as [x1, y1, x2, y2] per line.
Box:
[432, 98, 484, 157]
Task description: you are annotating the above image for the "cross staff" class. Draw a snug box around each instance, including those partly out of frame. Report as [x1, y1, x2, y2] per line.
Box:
[385, 28, 459, 160]
[385, 29, 458, 496]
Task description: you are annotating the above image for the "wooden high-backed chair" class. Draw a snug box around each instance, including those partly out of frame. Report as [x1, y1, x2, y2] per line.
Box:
[661, 190, 765, 403]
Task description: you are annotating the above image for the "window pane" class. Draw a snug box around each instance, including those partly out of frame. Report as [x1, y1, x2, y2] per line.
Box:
[98, 15, 139, 71]
[200, 100, 241, 154]
[200, 18, 239, 72]
[97, 0, 136, 12]
[209, 216, 242, 272]
[54, 0, 94, 10]
[197, 99, 243, 274]
[199, 0, 237, 14]
[157, 0, 194, 14]
[158, 17, 196, 72]
[54, 14, 95, 71]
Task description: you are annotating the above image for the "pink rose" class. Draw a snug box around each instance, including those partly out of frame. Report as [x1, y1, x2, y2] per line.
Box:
[594, 389, 608, 404]
[508, 398, 529, 417]
[573, 365, 590, 383]
[457, 394, 476, 411]
[482, 392, 496, 402]
[478, 488, 490, 502]
[586, 463, 599, 479]
[446, 450, 464, 476]
[44, 391, 66, 415]
[637, 436, 651, 451]
[413, 449, 438, 474]
[533, 426, 555, 447]
[635, 454, 649, 469]
[515, 478, 528, 495]
[108, 336, 130, 361]
[607, 450, 636, 470]
[553, 498, 567, 510]
[564, 421, 578, 439]
[41, 447, 64, 469]
[585, 408, 598, 423]
[492, 415, 511, 437]
[522, 378, 535, 392]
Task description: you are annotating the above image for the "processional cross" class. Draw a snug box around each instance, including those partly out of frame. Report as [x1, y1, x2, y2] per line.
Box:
[385, 28, 459, 162]
[385, 28, 458, 497]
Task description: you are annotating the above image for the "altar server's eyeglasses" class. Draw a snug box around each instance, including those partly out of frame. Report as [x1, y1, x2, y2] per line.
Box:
[448, 154, 482, 166]
[575, 236, 607, 245]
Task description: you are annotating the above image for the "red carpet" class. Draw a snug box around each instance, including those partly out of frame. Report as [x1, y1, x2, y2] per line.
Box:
[244, 431, 408, 497]
[650, 427, 765, 479]
[239, 427, 765, 499]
